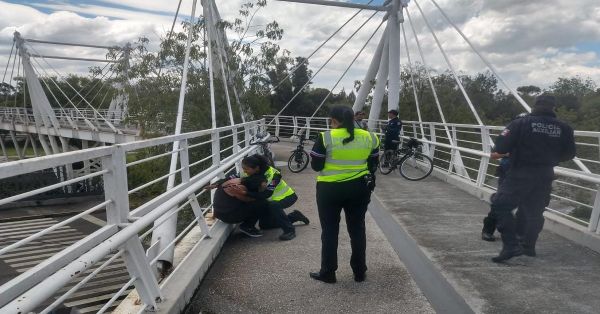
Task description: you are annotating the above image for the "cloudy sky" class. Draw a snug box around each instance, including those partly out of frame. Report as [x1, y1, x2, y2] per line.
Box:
[1, 0, 599, 95]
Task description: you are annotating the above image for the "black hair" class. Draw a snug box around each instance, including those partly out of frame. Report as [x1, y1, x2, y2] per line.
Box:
[242, 154, 270, 174]
[241, 173, 267, 192]
[330, 106, 355, 145]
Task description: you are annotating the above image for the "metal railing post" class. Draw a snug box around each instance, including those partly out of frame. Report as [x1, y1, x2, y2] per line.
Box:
[305, 117, 311, 140]
[101, 147, 162, 309]
[588, 187, 600, 233]
[476, 126, 491, 187]
[179, 139, 212, 238]
[428, 123, 436, 160]
[292, 116, 298, 138]
[275, 116, 281, 137]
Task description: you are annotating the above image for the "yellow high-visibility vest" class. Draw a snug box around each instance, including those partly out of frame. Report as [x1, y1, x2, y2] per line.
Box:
[265, 167, 295, 201]
[243, 167, 295, 201]
[317, 128, 379, 182]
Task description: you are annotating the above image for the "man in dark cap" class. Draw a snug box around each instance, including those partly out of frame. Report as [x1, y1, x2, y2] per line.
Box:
[384, 109, 402, 152]
[490, 95, 576, 262]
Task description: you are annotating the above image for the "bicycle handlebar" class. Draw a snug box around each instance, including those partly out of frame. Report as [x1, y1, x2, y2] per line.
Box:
[250, 135, 280, 145]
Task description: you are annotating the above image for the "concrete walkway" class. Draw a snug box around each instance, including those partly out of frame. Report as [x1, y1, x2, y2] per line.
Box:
[186, 144, 434, 314]
[187, 143, 600, 313]
[375, 172, 600, 314]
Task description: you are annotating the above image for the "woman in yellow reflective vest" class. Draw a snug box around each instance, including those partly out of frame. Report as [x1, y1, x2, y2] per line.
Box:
[241, 154, 309, 241]
[309, 106, 380, 283]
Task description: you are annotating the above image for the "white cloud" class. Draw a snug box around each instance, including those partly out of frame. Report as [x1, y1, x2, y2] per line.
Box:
[1, 0, 599, 99]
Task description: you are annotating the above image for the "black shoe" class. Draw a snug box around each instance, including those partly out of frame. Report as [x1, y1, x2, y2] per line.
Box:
[292, 210, 310, 225]
[309, 271, 336, 283]
[239, 225, 263, 238]
[354, 273, 366, 282]
[492, 247, 523, 263]
[279, 231, 296, 241]
[481, 232, 495, 242]
[521, 246, 536, 257]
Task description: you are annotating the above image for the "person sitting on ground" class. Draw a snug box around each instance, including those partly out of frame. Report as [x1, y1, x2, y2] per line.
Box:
[206, 173, 269, 237]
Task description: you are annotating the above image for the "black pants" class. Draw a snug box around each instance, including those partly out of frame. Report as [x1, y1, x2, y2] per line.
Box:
[483, 175, 525, 236]
[490, 167, 553, 249]
[316, 177, 371, 275]
[258, 193, 298, 233]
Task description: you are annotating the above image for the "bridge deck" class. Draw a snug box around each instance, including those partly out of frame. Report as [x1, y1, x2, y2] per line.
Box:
[187, 143, 600, 314]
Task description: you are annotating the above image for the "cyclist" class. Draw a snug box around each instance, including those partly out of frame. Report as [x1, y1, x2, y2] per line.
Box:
[384, 109, 402, 152]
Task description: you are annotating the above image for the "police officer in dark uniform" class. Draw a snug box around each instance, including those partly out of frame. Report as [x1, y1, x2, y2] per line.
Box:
[384, 109, 402, 152]
[490, 95, 576, 262]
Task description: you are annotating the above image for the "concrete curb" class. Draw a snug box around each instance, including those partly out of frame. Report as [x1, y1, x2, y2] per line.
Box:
[114, 221, 233, 314]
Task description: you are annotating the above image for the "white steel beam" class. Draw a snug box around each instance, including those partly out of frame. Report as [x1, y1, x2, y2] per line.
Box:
[353, 27, 388, 113]
[275, 0, 388, 11]
[368, 36, 390, 130]
[387, 0, 401, 112]
[25, 39, 120, 50]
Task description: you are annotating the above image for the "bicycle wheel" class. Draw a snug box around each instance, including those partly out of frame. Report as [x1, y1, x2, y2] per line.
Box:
[399, 152, 434, 181]
[379, 150, 395, 175]
[288, 150, 309, 173]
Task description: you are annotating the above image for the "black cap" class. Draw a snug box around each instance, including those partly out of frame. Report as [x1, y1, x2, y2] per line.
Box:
[388, 109, 399, 116]
[534, 95, 557, 108]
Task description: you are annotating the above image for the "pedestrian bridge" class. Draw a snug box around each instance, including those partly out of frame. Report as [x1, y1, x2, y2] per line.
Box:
[1, 118, 600, 313]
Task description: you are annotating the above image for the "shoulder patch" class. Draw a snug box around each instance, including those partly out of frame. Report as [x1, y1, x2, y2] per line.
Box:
[500, 128, 510, 136]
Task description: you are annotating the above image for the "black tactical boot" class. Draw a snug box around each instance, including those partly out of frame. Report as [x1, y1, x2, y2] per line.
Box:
[309, 271, 336, 283]
[289, 210, 310, 225]
[481, 232, 495, 242]
[492, 246, 523, 263]
[521, 245, 536, 257]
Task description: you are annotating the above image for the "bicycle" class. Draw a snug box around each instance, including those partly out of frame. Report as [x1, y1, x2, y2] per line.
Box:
[249, 132, 280, 166]
[287, 135, 311, 173]
[379, 138, 434, 181]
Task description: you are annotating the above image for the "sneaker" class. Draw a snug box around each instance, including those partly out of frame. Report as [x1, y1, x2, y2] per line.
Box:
[292, 210, 310, 225]
[239, 225, 263, 238]
[279, 231, 296, 241]
[481, 232, 495, 242]
[492, 246, 523, 263]
[309, 271, 336, 283]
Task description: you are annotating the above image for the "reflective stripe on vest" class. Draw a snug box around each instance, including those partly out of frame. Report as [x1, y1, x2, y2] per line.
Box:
[318, 128, 379, 182]
[266, 167, 295, 201]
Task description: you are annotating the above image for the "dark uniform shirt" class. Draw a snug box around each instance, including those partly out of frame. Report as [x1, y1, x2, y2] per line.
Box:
[384, 117, 402, 150]
[494, 110, 576, 168]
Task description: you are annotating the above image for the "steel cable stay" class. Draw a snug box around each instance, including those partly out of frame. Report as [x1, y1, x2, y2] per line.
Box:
[269, 0, 377, 93]
[29, 56, 99, 131]
[3, 43, 19, 105]
[1, 40, 16, 85]
[401, 23, 427, 140]
[270, 9, 382, 123]
[405, 8, 454, 144]
[412, 0, 484, 126]
[25, 42, 121, 134]
[309, 20, 386, 119]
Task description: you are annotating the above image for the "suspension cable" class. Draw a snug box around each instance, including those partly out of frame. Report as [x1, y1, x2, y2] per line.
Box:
[2, 40, 15, 85]
[310, 20, 386, 118]
[406, 7, 454, 144]
[427, 0, 531, 112]
[207, 2, 236, 127]
[26, 42, 120, 133]
[401, 23, 426, 139]
[157, 0, 184, 78]
[4, 44, 18, 105]
[29, 56, 98, 130]
[413, 0, 483, 126]
[270, 9, 381, 122]
[269, 0, 376, 92]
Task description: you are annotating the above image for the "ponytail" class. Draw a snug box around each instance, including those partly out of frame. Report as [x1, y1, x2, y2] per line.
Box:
[329, 106, 356, 145]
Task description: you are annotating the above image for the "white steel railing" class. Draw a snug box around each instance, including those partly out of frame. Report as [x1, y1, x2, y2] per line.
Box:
[0, 119, 263, 313]
[264, 115, 600, 234]
[0, 106, 135, 133]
